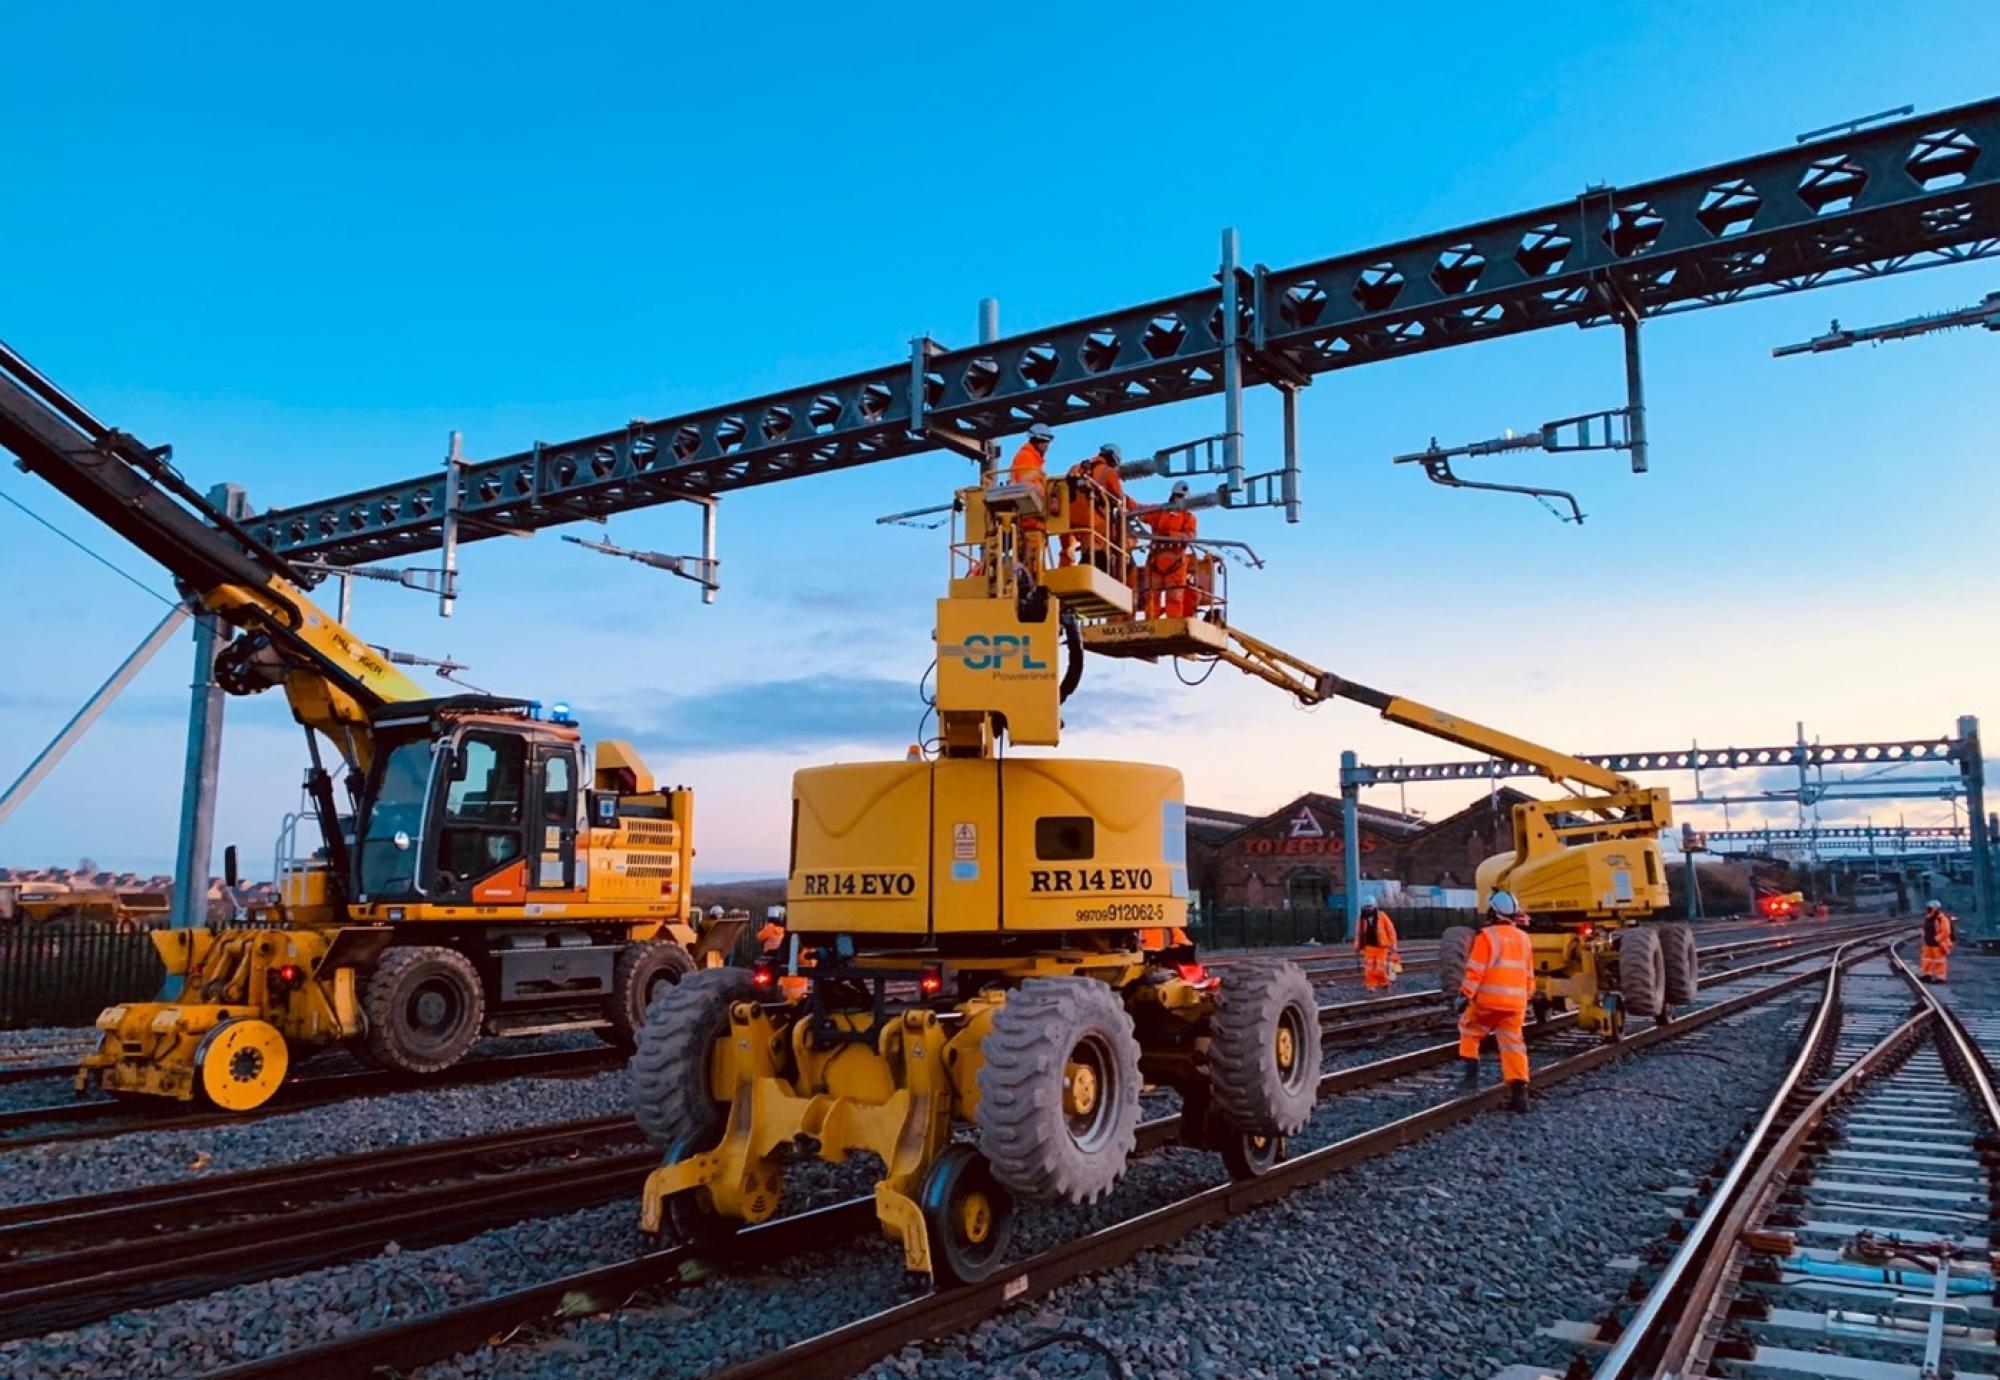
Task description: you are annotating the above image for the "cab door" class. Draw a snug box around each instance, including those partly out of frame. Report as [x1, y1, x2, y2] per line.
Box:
[532, 745, 579, 893]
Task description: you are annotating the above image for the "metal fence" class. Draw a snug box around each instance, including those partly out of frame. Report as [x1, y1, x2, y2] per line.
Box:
[0, 925, 167, 1030]
[1188, 904, 1481, 951]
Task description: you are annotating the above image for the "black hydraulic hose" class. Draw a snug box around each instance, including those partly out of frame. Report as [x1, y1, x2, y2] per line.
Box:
[1058, 607, 1084, 703]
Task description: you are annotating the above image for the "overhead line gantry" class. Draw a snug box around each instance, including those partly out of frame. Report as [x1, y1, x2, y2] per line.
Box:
[251, 100, 1999, 569]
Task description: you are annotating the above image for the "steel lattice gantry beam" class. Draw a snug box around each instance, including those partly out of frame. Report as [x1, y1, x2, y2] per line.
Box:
[252, 99, 2000, 565]
[1698, 825, 1970, 849]
[1339, 736, 1969, 787]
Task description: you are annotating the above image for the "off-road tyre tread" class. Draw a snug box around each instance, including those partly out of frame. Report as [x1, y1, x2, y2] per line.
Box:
[1660, 923, 1699, 1006]
[1618, 927, 1666, 1019]
[1209, 959, 1322, 1136]
[1438, 926, 1477, 997]
[605, 940, 697, 1047]
[360, 945, 485, 1074]
[976, 977, 1141, 1205]
[628, 966, 754, 1150]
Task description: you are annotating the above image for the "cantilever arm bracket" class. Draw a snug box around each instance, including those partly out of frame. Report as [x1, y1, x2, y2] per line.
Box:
[1413, 452, 1585, 525]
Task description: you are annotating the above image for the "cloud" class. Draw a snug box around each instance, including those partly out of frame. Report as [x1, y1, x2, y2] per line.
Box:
[578, 667, 1191, 757]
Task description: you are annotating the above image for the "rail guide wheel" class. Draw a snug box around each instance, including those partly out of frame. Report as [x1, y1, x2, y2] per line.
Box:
[193, 1016, 289, 1111]
[919, 1143, 1016, 1284]
[1220, 1130, 1286, 1180]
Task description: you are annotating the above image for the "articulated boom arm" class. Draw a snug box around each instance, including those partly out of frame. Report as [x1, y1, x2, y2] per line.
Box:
[1196, 620, 1636, 794]
[0, 342, 426, 772]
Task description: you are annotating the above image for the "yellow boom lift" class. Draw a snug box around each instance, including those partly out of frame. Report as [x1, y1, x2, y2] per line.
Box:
[630, 466, 1678, 1284]
[0, 342, 727, 1110]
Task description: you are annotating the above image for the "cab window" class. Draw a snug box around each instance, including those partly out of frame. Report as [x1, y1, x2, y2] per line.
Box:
[436, 732, 526, 886]
[543, 754, 573, 825]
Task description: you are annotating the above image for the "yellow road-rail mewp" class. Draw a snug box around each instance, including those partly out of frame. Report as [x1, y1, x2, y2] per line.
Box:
[631, 469, 1678, 1282]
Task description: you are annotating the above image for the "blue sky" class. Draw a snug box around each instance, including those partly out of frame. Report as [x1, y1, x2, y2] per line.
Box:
[2, 2, 1994, 879]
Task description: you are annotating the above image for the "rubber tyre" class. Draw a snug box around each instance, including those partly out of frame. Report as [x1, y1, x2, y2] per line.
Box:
[919, 1143, 1016, 1285]
[360, 946, 485, 1074]
[628, 966, 754, 1151]
[1616, 927, 1666, 1019]
[601, 941, 697, 1048]
[976, 977, 1142, 1205]
[1209, 960, 1322, 1136]
[1660, 923, 1699, 1006]
[1437, 926, 1476, 998]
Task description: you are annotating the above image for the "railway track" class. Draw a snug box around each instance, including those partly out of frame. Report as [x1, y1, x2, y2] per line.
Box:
[0, 1046, 620, 1150]
[186, 925, 1899, 1380]
[1544, 945, 2000, 1380]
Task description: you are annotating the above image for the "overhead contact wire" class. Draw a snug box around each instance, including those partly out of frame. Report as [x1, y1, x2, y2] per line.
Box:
[0, 486, 178, 610]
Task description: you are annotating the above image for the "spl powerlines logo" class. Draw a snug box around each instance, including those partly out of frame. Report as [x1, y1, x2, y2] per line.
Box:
[939, 632, 1052, 678]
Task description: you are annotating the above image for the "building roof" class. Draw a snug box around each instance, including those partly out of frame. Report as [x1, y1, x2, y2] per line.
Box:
[1399, 786, 1536, 845]
[1193, 791, 1428, 851]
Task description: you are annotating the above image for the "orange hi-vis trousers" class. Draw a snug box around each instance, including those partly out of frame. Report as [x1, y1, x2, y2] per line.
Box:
[1458, 1003, 1529, 1084]
[1360, 947, 1394, 990]
[1921, 945, 1950, 981]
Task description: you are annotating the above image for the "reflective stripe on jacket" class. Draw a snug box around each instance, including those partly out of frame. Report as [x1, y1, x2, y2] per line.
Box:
[1461, 920, 1532, 1012]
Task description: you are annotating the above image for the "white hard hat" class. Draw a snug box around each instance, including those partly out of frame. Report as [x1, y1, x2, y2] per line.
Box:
[709, 904, 725, 918]
[1486, 889, 1520, 917]
[1099, 442, 1123, 462]
[1926, 898, 1942, 909]
[1027, 423, 1054, 443]
[1170, 479, 1190, 500]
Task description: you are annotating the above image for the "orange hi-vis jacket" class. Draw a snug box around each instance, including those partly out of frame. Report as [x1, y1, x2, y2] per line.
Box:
[1924, 909, 1955, 950]
[1355, 910, 1398, 954]
[1461, 921, 1532, 1013]
[1009, 441, 1049, 492]
[757, 921, 786, 953]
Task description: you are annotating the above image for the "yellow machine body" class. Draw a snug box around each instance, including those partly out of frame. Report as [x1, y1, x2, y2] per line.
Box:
[789, 757, 1186, 939]
[78, 926, 359, 1103]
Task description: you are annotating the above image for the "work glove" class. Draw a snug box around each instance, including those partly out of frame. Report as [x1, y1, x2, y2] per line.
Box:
[1453, 994, 1470, 1016]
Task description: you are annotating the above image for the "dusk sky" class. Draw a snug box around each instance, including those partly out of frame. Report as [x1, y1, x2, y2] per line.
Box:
[2, 2, 1993, 880]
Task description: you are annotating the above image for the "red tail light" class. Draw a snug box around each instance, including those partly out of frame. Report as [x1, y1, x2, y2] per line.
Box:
[1578, 924, 1593, 938]
[918, 962, 944, 997]
[750, 958, 778, 989]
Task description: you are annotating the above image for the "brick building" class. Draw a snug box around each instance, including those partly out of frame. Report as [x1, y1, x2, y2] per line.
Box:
[1188, 787, 1537, 910]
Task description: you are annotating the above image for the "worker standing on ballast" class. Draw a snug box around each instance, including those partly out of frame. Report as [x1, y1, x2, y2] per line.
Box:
[1457, 890, 1533, 1113]
[1142, 480, 1198, 619]
[1355, 903, 1399, 991]
[1920, 899, 1955, 983]
[1003, 423, 1055, 572]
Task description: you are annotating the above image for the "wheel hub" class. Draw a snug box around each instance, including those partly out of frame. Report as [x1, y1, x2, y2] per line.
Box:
[958, 1189, 993, 1244]
[414, 989, 449, 1029]
[1064, 1062, 1099, 1117]
[1274, 1024, 1296, 1074]
[227, 1047, 263, 1083]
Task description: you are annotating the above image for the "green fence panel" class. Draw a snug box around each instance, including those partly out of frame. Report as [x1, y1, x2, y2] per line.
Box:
[0, 925, 169, 1030]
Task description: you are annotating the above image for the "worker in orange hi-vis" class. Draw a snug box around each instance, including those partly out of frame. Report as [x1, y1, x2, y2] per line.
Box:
[1067, 442, 1128, 574]
[1355, 903, 1400, 991]
[756, 909, 810, 1001]
[1457, 890, 1534, 1113]
[1004, 423, 1055, 571]
[1143, 480, 1198, 618]
[1920, 899, 1956, 983]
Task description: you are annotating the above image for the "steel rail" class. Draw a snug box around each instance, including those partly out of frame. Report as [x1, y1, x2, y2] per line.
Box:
[202, 931, 1892, 1380]
[0, 926, 1860, 1338]
[708, 940, 1894, 1380]
[1648, 952, 1937, 1378]
[0, 1046, 621, 1150]
[1592, 943, 1956, 1379]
